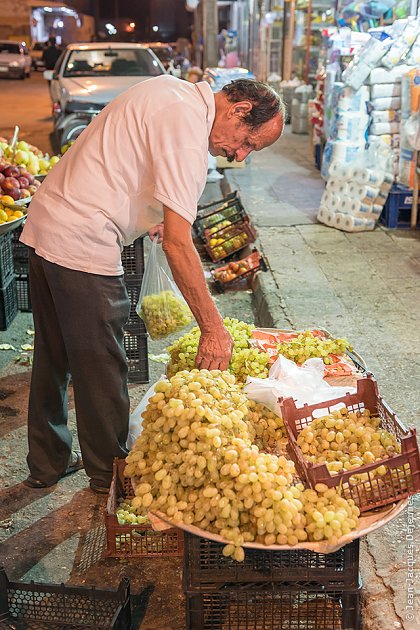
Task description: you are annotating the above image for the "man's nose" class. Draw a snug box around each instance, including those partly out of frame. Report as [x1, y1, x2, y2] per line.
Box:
[235, 148, 252, 162]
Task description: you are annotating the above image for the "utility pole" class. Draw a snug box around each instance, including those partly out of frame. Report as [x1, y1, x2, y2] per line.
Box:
[202, 0, 218, 68]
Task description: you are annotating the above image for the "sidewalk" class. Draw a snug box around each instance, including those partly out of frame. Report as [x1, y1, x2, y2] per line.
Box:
[226, 128, 420, 630]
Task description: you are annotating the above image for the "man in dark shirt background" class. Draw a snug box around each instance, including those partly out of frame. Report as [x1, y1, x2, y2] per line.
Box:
[42, 37, 61, 71]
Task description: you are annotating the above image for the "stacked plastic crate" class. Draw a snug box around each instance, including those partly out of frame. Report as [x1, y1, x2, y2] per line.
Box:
[121, 237, 149, 384]
[183, 533, 362, 630]
[12, 226, 31, 312]
[0, 231, 18, 330]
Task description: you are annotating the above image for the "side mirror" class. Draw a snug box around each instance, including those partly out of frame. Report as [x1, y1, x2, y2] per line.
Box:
[43, 70, 56, 81]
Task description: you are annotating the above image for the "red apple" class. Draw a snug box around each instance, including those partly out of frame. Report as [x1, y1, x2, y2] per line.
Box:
[2, 176, 20, 192]
[18, 176, 30, 188]
[28, 185, 38, 195]
[18, 167, 34, 184]
[3, 165, 20, 178]
[20, 188, 31, 198]
[0, 173, 4, 185]
[6, 187, 21, 201]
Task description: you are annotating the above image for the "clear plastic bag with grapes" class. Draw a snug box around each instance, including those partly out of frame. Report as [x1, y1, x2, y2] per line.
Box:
[136, 238, 192, 340]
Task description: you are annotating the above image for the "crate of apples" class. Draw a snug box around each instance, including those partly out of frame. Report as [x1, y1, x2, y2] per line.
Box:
[204, 220, 257, 262]
[211, 250, 267, 291]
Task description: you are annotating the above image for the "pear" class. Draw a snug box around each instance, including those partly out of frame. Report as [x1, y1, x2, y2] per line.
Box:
[14, 150, 30, 165]
[27, 156, 40, 176]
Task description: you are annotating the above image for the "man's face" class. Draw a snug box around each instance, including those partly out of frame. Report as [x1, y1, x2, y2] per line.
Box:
[209, 109, 283, 163]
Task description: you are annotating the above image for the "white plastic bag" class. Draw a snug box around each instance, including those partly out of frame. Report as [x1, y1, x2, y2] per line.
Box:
[136, 238, 192, 340]
[244, 355, 355, 414]
[127, 377, 167, 450]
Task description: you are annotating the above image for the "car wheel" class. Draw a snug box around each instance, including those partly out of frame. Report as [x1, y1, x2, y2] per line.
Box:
[61, 120, 89, 146]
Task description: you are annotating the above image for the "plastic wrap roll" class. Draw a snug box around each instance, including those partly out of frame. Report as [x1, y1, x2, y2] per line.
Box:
[333, 212, 346, 228]
[331, 141, 364, 163]
[374, 191, 389, 207]
[351, 168, 383, 186]
[326, 180, 348, 196]
[328, 161, 351, 179]
[342, 215, 375, 232]
[346, 199, 372, 216]
[371, 205, 383, 217]
[350, 185, 379, 203]
[317, 207, 333, 227]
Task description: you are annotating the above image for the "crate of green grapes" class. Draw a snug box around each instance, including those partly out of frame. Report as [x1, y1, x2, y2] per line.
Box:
[105, 459, 184, 557]
[280, 376, 420, 513]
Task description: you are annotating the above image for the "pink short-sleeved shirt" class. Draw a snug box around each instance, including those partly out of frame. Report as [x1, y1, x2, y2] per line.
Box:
[21, 75, 215, 275]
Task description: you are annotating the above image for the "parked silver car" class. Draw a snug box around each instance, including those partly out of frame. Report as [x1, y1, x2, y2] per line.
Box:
[45, 42, 166, 149]
[0, 41, 32, 79]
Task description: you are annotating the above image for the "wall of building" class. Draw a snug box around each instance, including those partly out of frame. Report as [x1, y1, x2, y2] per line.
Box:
[0, 0, 31, 40]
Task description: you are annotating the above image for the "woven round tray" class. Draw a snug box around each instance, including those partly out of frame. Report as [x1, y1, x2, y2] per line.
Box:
[149, 499, 408, 553]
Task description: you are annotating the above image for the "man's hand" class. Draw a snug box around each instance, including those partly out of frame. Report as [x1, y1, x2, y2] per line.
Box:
[148, 223, 164, 243]
[196, 326, 233, 371]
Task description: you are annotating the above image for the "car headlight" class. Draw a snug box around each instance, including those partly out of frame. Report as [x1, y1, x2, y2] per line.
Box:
[9, 61, 20, 67]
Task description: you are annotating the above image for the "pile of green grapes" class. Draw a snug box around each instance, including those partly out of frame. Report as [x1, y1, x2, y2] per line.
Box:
[277, 331, 352, 365]
[247, 400, 287, 453]
[125, 369, 360, 561]
[167, 317, 269, 382]
[297, 407, 400, 482]
[116, 499, 149, 526]
[138, 290, 192, 340]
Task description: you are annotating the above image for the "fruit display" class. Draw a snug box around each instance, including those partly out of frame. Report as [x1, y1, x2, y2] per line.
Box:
[212, 251, 268, 290]
[0, 138, 60, 179]
[0, 162, 41, 203]
[138, 290, 192, 340]
[166, 317, 270, 381]
[0, 200, 27, 227]
[205, 220, 256, 262]
[194, 191, 248, 240]
[277, 331, 352, 366]
[116, 498, 149, 526]
[125, 369, 360, 561]
[297, 407, 401, 482]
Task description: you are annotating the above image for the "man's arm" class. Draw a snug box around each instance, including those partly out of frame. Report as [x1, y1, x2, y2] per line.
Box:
[162, 206, 233, 371]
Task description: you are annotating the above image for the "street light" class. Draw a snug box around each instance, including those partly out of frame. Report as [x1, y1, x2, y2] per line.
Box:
[129, 22, 135, 28]
[152, 25, 159, 32]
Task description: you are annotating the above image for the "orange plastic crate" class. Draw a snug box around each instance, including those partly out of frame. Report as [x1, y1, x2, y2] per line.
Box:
[104, 459, 184, 557]
[280, 376, 420, 512]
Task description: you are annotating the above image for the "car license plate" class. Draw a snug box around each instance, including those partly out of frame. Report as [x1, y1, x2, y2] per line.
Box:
[0, 67, 8, 72]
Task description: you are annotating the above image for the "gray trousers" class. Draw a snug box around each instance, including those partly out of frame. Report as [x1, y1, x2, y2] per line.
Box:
[27, 249, 130, 487]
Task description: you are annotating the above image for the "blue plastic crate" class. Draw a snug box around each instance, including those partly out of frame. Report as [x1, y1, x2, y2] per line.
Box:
[380, 185, 419, 229]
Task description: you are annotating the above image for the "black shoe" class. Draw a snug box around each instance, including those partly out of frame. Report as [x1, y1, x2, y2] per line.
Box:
[23, 451, 84, 488]
[89, 480, 110, 495]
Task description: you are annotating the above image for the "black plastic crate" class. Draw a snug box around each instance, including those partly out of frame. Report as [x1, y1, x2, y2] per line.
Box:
[122, 237, 145, 282]
[186, 583, 362, 630]
[124, 280, 146, 330]
[0, 568, 131, 629]
[16, 273, 31, 312]
[0, 276, 18, 331]
[11, 225, 29, 274]
[194, 191, 249, 242]
[123, 325, 149, 384]
[0, 232, 14, 288]
[183, 533, 360, 591]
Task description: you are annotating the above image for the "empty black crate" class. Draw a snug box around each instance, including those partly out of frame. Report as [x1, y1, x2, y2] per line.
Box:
[0, 568, 131, 629]
[122, 237, 145, 282]
[16, 273, 31, 312]
[186, 583, 362, 630]
[0, 276, 18, 331]
[124, 280, 146, 330]
[0, 232, 14, 287]
[123, 325, 149, 384]
[183, 534, 360, 591]
[11, 225, 29, 274]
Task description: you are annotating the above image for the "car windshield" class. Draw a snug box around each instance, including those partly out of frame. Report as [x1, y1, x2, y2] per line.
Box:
[151, 47, 172, 63]
[63, 48, 164, 77]
[0, 43, 20, 54]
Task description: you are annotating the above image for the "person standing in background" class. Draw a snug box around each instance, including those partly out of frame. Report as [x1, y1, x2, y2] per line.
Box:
[42, 36, 61, 71]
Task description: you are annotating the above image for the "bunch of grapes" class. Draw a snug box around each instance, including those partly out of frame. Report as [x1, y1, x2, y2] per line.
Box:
[116, 498, 149, 526]
[247, 401, 286, 453]
[125, 369, 360, 561]
[277, 331, 352, 365]
[167, 317, 269, 381]
[139, 290, 192, 340]
[297, 407, 401, 482]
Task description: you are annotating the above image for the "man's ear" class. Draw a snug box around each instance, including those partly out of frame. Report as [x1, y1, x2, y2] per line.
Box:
[228, 100, 253, 119]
